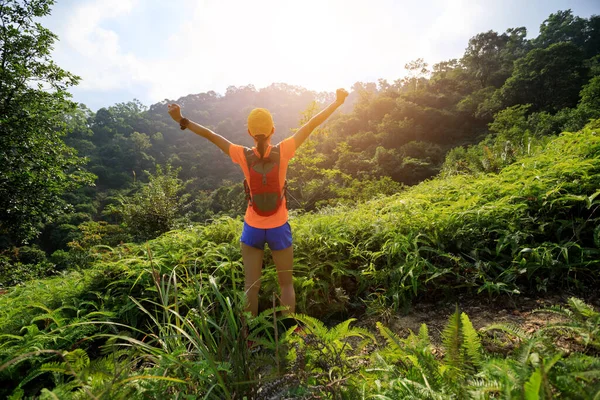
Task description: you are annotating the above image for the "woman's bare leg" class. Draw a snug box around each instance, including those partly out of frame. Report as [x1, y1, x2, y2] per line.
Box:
[271, 246, 295, 314]
[242, 243, 264, 316]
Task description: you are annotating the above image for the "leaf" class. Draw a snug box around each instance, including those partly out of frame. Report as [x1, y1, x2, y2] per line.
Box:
[442, 305, 463, 370]
[524, 368, 542, 400]
[587, 190, 600, 208]
[461, 313, 482, 367]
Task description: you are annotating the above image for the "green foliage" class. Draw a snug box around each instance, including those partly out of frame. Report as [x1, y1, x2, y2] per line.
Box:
[500, 42, 588, 112]
[202, 181, 246, 218]
[441, 307, 482, 375]
[34, 121, 600, 318]
[442, 101, 582, 176]
[364, 303, 600, 399]
[1, 5, 600, 398]
[534, 10, 600, 58]
[65, 221, 130, 269]
[110, 261, 265, 399]
[286, 104, 404, 211]
[117, 164, 191, 241]
[462, 28, 528, 88]
[579, 75, 600, 120]
[0, 246, 55, 287]
[0, 282, 119, 398]
[0, 0, 96, 245]
[1, 213, 599, 398]
[277, 315, 375, 398]
[537, 297, 600, 351]
[369, 310, 482, 398]
[11, 121, 595, 312]
[49, 249, 72, 270]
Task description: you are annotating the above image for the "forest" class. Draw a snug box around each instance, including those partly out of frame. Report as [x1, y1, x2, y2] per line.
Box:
[1, 0, 600, 398]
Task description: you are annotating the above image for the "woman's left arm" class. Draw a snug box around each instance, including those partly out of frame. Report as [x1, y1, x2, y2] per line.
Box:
[292, 88, 348, 149]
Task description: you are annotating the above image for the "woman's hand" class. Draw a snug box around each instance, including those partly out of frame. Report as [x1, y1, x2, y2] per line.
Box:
[167, 103, 183, 123]
[335, 88, 349, 105]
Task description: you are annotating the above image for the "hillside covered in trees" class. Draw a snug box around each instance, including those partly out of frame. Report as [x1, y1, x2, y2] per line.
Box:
[4, 8, 600, 260]
[1, 1, 600, 398]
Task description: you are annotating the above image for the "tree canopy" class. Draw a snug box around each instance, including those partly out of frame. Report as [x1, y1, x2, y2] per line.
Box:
[0, 0, 94, 245]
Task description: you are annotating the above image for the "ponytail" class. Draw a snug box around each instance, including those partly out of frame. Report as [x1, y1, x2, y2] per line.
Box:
[255, 134, 268, 158]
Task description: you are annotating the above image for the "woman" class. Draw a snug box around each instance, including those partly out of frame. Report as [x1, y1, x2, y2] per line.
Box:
[168, 88, 348, 316]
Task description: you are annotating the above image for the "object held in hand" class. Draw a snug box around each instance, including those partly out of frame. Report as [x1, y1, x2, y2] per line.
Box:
[180, 117, 190, 130]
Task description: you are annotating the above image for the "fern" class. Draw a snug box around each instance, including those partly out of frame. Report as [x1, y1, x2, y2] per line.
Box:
[376, 322, 417, 369]
[284, 315, 376, 395]
[468, 377, 502, 399]
[326, 318, 358, 342]
[392, 376, 449, 399]
[376, 321, 406, 352]
[548, 353, 600, 399]
[568, 297, 599, 320]
[524, 368, 542, 400]
[442, 305, 463, 371]
[536, 297, 600, 350]
[478, 358, 525, 398]
[514, 337, 547, 366]
[461, 312, 482, 369]
[418, 323, 430, 345]
[290, 313, 328, 337]
[482, 322, 531, 342]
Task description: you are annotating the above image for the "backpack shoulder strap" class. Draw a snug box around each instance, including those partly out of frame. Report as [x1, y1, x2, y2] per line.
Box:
[267, 144, 281, 163]
[252, 144, 274, 159]
[244, 147, 259, 167]
[245, 144, 280, 164]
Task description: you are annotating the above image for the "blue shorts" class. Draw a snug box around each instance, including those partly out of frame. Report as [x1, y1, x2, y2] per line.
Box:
[240, 221, 293, 251]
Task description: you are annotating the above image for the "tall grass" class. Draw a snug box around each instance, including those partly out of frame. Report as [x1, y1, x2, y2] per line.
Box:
[0, 244, 281, 398]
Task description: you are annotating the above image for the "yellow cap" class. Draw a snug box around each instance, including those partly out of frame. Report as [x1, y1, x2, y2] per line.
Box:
[247, 108, 274, 137]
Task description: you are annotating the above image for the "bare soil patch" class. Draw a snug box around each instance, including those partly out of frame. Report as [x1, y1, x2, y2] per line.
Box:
[357, 292, 600, 355]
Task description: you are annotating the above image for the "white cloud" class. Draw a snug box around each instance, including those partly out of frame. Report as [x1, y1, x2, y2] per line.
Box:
[145, 0, 426, 98]
[50, 0, 491, 107]
[48, 0, 145, 96]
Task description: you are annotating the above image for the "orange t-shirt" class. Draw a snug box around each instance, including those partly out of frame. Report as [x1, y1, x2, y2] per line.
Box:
[229, 137, 296, 229]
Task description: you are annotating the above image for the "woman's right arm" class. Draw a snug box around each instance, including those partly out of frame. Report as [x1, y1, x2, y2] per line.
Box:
[168, 104, 233, 155]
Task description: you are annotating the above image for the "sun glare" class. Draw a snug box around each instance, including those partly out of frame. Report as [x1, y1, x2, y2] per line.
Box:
[180, 0, 422, 92]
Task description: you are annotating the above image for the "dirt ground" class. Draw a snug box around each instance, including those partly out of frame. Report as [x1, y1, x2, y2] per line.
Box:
[358, 292, 600, 356]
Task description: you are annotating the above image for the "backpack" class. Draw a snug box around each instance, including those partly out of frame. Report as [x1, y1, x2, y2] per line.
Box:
[243, 144, 287, 216]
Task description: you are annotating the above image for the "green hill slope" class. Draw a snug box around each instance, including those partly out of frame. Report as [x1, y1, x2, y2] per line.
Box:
[3, 120, 600, 323]
[1, 121, 599, 398]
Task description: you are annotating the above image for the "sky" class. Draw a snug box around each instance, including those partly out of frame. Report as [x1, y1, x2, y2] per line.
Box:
[42, 0, 600, 111]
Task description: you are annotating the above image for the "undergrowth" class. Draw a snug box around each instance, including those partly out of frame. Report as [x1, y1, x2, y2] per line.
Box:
[1, 122, 600, 398]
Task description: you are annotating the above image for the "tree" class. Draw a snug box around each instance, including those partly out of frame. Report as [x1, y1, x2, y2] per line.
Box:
[461, 28, 529, 89]
[404, 58, 430, 91]
[488, 104, 531, 141]
[432, 59, 460, 78]
[535, 10, 600, 59]
[500, 42, 588, 112]
[576, 76, 600, 121]
[130, 131, 153, 170]
[535, 10, 587, 49]
[586, 15, 600, 59]
[580, 76, 600, 111]
[462, 31, 509, 88]
[118, 164, 191, 241]
[0, 0, 95, 245]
